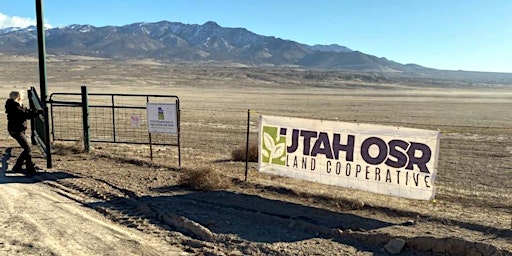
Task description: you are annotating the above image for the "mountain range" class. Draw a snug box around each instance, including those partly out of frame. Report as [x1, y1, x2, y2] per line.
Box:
[1, 20, 512, 84]
[0, 21, 418, 71]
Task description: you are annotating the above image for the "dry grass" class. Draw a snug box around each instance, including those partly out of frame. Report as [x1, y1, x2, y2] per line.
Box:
[178, 166, 233, 191]
[52, 141, 86, 155]
[231, 143, 258, 162]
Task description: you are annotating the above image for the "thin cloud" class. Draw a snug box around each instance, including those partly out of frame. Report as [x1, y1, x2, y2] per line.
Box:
[0, 13, 52, 29]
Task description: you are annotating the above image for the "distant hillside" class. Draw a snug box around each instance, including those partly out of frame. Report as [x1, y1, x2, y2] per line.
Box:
[1, 20, 511, 85]
[307, 44, 352, 53]
[0, 21, 420, 72]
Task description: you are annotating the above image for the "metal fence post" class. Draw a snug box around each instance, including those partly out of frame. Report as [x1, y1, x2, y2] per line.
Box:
[146, 97, 154, 161]
[177, 102, 181, 169]
[81, 86, 90, 152]
[111, 95, 116, 142]
[245, 109, 250, 181]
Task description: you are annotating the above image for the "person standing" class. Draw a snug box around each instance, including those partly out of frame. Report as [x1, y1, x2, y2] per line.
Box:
[5, 90, 43, 175]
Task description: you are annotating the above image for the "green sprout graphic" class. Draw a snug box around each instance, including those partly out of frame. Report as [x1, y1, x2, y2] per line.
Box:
[261, 126, 286, 165]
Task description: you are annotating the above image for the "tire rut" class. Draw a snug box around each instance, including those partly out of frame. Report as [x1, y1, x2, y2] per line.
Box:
[30, 171, 512, 256]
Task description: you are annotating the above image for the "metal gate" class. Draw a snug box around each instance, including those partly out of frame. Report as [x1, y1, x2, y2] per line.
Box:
[49, 86, 180, 167]
[28, 87, 52, 168]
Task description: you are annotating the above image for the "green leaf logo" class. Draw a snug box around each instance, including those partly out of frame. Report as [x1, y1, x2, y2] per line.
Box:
[261, 126, 286, 165]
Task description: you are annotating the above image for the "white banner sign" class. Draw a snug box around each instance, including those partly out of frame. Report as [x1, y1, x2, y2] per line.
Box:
[147, 103, 178, 134]
[258, 115, 440, 200]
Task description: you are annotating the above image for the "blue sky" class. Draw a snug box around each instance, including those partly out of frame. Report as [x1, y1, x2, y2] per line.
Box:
[1, 0, 511, 73]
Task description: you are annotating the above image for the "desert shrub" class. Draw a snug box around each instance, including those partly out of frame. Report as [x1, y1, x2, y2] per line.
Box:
[52, 141, 86, 155]
[178, 167, 232, 191]
[231, 143, 258, 162]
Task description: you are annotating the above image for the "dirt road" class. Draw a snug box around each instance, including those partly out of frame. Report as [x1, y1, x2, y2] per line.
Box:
[0, 172, 188, 256]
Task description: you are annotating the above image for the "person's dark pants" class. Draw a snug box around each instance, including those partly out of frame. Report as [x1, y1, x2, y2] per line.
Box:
[9, 131, 34, 170]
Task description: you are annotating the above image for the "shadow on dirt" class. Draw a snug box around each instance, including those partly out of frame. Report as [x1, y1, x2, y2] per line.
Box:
[369, 204, 512, 241]
[88, 186, 394, 243]
[0, 171, 79, 184]
[1, 147, 79, 184]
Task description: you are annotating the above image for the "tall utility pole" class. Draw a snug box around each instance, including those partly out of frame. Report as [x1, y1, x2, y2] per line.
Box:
[35, 0, 52, 168]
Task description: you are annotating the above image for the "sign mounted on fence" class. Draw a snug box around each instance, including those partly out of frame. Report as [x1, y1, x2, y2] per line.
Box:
[258, 115, 440, 200]
[147, 103, 178, 134]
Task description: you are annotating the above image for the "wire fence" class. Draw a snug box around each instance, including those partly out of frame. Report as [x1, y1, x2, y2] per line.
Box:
[49, 101, 512, 215]
[181, 107, 511, 212]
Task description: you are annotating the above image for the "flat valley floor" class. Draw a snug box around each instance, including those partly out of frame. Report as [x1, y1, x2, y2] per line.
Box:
[0, 55, 510, 255]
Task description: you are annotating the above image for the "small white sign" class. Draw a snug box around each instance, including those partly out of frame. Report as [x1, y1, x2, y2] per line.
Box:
[131, 114, 141, 128]
[146, 103, 178, 134]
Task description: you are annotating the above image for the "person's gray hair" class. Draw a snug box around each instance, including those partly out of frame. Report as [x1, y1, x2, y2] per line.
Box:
[9, 90, 23, 102]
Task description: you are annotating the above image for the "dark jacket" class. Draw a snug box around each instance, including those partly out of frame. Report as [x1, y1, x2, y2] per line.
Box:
[5, 99, 38, 133]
